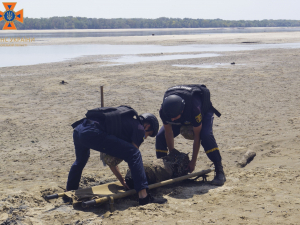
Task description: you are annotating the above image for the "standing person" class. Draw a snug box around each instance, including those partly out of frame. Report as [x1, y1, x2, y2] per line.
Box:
[155, 85, 226, 186]
[66, 105, 167, 205]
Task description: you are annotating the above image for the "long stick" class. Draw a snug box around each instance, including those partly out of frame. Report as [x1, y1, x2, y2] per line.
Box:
[81, 168, 213, 207]
[100, 86, 104, 107]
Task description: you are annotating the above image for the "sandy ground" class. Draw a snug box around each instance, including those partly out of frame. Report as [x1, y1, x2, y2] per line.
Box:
[21, 30, 300, 46]
[0, 31, 300, 224]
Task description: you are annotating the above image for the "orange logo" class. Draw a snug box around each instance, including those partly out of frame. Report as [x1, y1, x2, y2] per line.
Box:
[0, 2, 23, 30]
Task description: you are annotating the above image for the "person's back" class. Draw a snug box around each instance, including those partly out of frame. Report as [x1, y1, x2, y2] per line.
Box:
[156, 84, 226, 186]
[66, 105, 167, 205]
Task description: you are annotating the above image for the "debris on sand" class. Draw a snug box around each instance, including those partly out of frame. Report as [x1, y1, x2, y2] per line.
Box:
[237, 150, 256, 168]
[60, 80, 68, 85]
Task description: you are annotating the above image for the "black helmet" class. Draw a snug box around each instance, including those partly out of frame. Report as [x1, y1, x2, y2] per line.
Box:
[139, 113, 159, 137]
[162, 95, 185, 119]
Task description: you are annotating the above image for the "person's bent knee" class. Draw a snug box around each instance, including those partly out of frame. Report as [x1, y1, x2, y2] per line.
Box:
[123, 146, 142, 164]
[73, 160, 88, 169]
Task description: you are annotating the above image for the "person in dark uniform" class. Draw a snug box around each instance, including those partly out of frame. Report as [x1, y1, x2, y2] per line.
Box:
[66, 105, 167, 205]
[155, 85, 226, 186]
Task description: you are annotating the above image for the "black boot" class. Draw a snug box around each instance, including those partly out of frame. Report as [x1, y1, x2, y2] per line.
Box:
[211, 161, 226, 186]
[139, 193, 167, 206]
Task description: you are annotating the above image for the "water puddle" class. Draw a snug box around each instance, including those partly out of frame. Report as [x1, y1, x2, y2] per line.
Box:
[105, 53, 220, 64]
[1, 43, 300, 67]
[98, 63, 123, 67]
[173, 63, 245, 68]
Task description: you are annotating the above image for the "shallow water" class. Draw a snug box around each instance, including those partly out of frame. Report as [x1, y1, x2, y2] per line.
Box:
[172, 63, 245, 68]
[1, 43, 300, 67]
[106, 53, 220, 64]
[173, 64, 227, 68]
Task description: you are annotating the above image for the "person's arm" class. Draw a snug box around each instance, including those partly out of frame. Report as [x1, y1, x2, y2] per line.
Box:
[132, 142, 139, 149]
[164, 123, 175, 153]
[109, 165, 130, 190]
[188, 124, 202, 173]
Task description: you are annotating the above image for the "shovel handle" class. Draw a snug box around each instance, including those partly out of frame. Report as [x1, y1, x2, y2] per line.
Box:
[82, 199, 96, 208]
[45, 194, 59, 200]
[45, 193, 65, 200]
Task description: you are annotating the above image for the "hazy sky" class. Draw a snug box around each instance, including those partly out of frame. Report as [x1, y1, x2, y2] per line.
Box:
[5, 0, 300, 20]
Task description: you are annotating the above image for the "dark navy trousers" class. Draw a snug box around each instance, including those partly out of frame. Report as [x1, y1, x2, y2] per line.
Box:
[155, 110, 222, 163]
[66, 119, 148, 193]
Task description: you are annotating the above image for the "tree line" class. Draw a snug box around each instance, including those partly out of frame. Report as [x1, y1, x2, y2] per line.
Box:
[2, 17, 300, 29]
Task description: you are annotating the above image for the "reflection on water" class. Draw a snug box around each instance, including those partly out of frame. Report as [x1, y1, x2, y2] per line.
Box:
[1, 43, 300, 67]
[1, 27, 300, 38]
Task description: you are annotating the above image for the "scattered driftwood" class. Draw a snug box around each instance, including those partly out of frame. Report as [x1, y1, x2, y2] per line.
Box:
[237, 150, 256, 168]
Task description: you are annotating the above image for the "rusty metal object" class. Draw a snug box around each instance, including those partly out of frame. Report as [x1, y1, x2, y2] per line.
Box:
[125, 149, 190, 188]
[180, 125, 194, 140]
[102, 153, 123, 167]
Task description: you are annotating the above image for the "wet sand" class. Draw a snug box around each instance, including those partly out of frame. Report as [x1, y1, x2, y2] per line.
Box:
[0, 32, 300, 224]
[18, 30, 300, 46]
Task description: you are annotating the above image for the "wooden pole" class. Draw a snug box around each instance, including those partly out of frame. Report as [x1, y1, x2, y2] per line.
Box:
[46, 169, 213, 206]
[100, 86, 104, 107]
[81, 168, 213, 207]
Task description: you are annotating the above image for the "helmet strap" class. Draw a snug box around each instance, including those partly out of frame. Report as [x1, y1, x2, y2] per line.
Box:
[144, 123, 152, 132]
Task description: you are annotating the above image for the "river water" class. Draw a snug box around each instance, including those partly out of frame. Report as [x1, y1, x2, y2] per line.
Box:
[1, 43, 300, 68]
[1, 28, 300, 67]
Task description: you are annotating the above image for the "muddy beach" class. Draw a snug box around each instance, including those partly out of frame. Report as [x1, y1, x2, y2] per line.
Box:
[0, 31, 300, 224]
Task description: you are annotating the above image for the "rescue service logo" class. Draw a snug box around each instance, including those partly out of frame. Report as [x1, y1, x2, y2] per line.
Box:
[0, 2, 23, 30]
[195, 113, 202, 123]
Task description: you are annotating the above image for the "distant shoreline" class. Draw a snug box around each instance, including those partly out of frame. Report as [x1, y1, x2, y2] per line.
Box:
[3, 17, 300, 30]
[1, 27, 300, 33]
